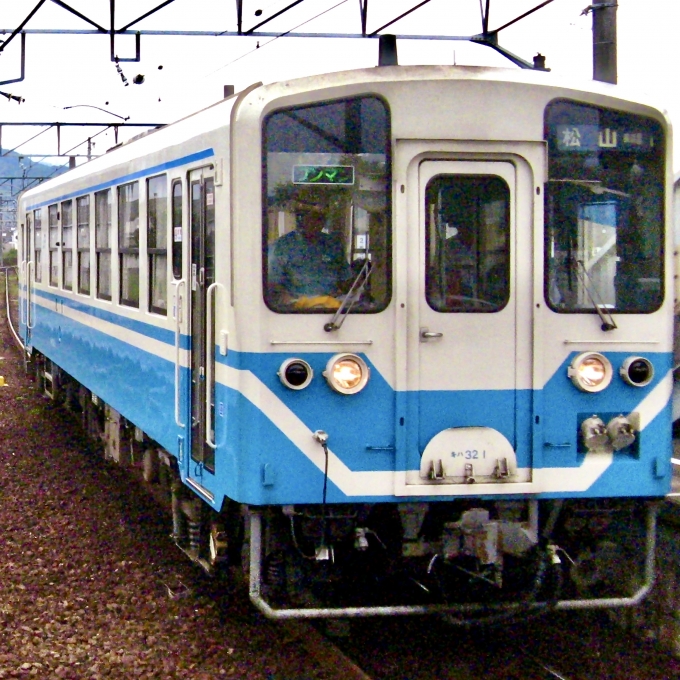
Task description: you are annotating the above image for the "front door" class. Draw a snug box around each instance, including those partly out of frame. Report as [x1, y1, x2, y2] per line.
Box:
[404, 159, 533, 492]
[187, 168, 216, 496]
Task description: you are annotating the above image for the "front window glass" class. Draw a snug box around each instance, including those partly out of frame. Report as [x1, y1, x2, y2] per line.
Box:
[545, 100, 665, 313]
[263, 96, 391, 313]
[425, 175, 510, 312]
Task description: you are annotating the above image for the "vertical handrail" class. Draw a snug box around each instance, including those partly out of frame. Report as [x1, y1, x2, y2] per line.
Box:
[172, 279, 186, 428]
[19, 261, 26, 325]
[26, 260, 35, 329]
[205, 281, 225, 450]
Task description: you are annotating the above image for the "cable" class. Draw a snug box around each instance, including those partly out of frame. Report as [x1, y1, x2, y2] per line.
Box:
[211, 0, 349, 74]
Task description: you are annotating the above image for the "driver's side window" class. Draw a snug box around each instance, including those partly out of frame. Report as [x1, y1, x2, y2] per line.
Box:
[425, 174, 510, 313]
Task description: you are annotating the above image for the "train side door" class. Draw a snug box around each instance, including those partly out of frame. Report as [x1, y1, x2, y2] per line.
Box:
[403, 159, 533, 491]
[187, 168, 217, 497]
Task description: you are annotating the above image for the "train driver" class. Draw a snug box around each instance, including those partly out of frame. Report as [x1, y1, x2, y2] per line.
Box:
[267, 193, 351, 310]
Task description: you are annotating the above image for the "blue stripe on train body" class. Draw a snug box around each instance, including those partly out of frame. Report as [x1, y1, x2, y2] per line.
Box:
[24, 290, 672, 508]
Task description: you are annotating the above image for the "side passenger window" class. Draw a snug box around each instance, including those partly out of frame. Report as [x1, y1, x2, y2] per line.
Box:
[148, 175, 168, 314]
[95, 190, 112, 301]
[172, 180, 183, 279]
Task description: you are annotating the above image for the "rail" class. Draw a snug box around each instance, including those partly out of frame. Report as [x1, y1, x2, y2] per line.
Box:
[2, 267, 24, 351]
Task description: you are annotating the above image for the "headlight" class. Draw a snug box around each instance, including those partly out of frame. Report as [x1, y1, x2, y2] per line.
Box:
[323, 353, 370, 395]
[278, 358, 313, 390]
[567, 352, 613, 393]
[619, 356, 654, 387]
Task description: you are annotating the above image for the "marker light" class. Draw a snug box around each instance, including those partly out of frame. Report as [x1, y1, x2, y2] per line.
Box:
[620, 356, 654, 387]
[568, 352, 613, 393]
[278, 358, 313, 390]
[323, 353, 370, 395]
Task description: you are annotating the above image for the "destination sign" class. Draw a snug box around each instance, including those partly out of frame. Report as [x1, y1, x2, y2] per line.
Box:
[292, 165, 355, 185]
[553, 124, 656, 153]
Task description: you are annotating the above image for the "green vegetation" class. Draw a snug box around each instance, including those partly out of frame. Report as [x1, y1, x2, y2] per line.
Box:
[2, 248, 17, 266]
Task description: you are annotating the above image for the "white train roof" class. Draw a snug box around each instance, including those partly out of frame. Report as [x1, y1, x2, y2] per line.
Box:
[19, 64, 671, 205]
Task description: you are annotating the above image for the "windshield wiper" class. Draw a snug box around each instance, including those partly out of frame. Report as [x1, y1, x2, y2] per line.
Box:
[573, 259, 617, 332]
[324, 260, 372, 332]
[549, 179, 630, 198]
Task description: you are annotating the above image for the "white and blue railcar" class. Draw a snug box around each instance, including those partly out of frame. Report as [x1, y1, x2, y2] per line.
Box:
[17, 65, 673, 620]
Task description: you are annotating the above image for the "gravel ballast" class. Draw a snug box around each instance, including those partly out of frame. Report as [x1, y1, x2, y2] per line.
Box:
[0, 277, 323, 680]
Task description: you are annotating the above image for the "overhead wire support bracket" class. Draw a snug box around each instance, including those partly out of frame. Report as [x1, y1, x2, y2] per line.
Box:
[470, 31, 549, 71]
[50, 0, 106, 32]
[110, 0, 141, 62]
[471, 0, 554, 70]
[0, 0, 45, 54]
[0, 0, 561, 75]
[0, 32, 26, 88]
[243, 0, 307, 35]
[359, 0, 368, 36]
[368, 0, 433, 36]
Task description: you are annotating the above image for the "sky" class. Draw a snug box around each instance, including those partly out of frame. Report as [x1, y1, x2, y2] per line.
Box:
[0, 0, 678, 169]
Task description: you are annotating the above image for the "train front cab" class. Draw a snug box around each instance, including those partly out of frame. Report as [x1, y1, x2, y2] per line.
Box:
[229, 72, 673, 619]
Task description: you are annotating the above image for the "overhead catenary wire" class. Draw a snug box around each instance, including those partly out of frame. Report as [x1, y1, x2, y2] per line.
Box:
[211, 0, 349, 74]
[0, 123, 120, 196]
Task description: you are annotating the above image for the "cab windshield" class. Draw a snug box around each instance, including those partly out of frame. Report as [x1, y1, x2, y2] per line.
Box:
[263, 96, 391, 314]
[545, 100, 665, 314]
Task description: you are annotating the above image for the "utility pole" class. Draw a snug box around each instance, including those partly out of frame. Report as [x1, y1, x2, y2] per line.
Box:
[588, 2, 618, 84]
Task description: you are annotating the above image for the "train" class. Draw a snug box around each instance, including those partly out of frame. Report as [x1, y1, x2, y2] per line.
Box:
[16, 61, 673, 622]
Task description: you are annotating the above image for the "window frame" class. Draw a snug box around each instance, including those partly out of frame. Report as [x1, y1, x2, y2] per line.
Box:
[424, 173, 511, 314]
[261, 94, 393, 315]
[118, 181, 140, 308]
[171, 179, 183, 280]
[543, 98, 666, 315]
[48, 204, 59, 287]
[147, 174, 168, 315]
[33, 208, 43, 283]
[95, 189, 112, 302]
[76, 195, 91, 296]
[61, 200, 73, 291]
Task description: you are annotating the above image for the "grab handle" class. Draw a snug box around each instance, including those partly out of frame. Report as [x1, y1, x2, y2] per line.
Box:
[26, 261, 35, 330]
[205, 282, 225, 450]
[19, 261, 26, 325]
[172, 280, 186, 428]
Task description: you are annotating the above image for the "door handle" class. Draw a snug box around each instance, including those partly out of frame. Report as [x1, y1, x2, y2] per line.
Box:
[420, 328, 443, 340]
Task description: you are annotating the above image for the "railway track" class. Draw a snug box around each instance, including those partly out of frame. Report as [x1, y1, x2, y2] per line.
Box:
[329, 609, 680, 679]
[0, 268, 371, 680]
